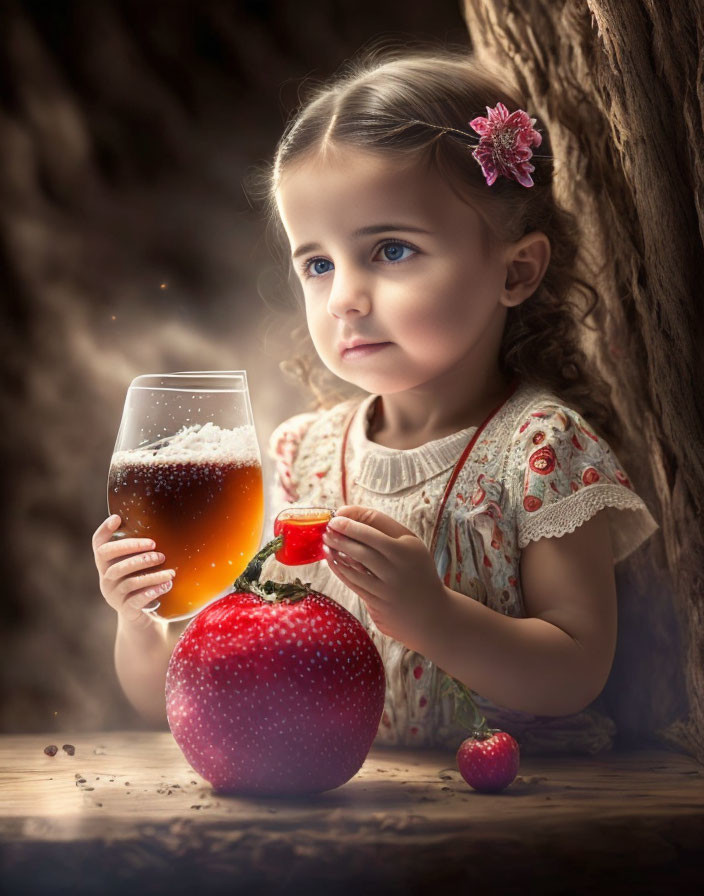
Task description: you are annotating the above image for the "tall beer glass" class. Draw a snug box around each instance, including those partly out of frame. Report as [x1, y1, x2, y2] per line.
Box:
[107, 371, 264, 622]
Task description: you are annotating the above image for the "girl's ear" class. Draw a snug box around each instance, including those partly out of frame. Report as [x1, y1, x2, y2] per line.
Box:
[501, 231, 551, 307]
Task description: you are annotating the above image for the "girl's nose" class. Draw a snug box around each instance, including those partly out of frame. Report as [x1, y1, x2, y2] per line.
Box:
[326, 268, 372, 318]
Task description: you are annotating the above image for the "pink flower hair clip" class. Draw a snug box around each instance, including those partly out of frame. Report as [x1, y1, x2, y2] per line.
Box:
[468, 102, 543, 188]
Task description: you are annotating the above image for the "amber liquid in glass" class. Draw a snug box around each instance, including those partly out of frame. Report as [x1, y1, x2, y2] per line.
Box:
[108, 458, 264, 620]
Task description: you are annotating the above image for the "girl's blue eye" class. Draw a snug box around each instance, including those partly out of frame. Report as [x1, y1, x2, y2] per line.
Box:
[380, 242, 414, 262]
[301, 239, 416, 279]
[311, 259, 333, 276]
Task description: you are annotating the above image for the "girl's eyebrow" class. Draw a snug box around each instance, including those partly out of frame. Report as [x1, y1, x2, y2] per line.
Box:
[291, 224, 433, 259]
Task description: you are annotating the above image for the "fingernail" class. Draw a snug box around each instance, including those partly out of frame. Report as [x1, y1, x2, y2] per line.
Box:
[159, 580, 173, 592]
[165, 569, 176, 577]
[327, 517, 344, 530]
[108, 514, 120, 527]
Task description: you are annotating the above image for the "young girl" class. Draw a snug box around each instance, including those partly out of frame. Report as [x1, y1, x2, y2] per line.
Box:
[94, 46, 660, 752]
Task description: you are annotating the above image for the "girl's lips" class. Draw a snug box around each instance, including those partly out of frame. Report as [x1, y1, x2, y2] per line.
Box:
[341, 342, 392, 359]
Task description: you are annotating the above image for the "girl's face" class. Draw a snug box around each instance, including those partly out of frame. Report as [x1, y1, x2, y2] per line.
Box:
[275, 145, 513, 396]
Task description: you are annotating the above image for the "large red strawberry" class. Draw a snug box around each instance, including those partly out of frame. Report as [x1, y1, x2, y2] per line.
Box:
[440, 675, 520, 793]
[166, 534, 386, 796]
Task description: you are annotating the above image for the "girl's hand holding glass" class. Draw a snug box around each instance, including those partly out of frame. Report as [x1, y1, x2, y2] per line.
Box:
[106, 371, 264, 622]
[92, 513, 175, 627]
[321, 504, 448, 652]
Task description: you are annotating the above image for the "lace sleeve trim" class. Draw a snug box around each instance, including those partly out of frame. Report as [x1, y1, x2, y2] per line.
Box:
[517, 483, 659, 563]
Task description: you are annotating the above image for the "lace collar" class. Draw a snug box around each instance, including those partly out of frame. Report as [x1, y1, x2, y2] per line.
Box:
[348, 393, 480, 494]
[346, 382, 539, 495]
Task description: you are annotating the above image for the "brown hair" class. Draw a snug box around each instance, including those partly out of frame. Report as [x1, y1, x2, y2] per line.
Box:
[255, 43, 624, 454]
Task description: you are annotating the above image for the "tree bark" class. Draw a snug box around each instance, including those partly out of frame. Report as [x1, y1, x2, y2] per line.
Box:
[462, 0, 704, 761]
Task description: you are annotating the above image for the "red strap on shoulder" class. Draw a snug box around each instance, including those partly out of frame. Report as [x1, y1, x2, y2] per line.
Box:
[339, 377, 520, 523]
[429, 376, 521, 556]
[339, 402, 360, 504]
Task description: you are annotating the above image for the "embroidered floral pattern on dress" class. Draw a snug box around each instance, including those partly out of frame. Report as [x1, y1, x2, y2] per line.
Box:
[263, 383, 660, 755]
[434, 471, 509, 602]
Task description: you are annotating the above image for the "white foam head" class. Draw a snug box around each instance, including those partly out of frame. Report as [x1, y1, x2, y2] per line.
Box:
[111, 422, 261, 467]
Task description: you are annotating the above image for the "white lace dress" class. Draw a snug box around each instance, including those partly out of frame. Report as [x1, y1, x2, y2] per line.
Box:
[260, 379, 660, 755]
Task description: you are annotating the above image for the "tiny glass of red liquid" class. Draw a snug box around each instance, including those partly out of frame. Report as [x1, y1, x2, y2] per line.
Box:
[273, 507, 335, 565]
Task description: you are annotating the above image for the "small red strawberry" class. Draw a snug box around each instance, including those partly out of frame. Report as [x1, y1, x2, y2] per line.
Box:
[457, 730, 520, 793]
[440, 674, 520, 793]
[166, 533, 386, 796]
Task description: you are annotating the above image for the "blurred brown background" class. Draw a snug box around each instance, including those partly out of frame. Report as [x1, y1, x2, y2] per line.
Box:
[0, 0, 471, 734]
[1, 0, 687, 746]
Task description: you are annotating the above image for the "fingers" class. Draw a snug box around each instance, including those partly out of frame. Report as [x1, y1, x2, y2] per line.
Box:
[322, 541, 373, 577]
[326, 510, 414, 566]
[120, 579, 174, 623]
[93, 514, 177, 621]
[92, 514, 123, 553]
[323, 550, 380, 606]
[322, 526, 388, 581]
[332, 505, 412, 540]
[95, 538, 158, 576]
[114, 567, 176, 601]
[103, 549, 166, 581]
[125, 578, 174, 609]
[93, 515, 157, 577]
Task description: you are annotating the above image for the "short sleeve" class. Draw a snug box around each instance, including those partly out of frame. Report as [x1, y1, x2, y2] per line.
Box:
[510, 403, 660, 564]
[266, 411, 320, 510]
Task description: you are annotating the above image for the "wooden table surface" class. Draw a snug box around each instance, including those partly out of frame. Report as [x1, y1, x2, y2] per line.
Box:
[2, 731, 704, 895]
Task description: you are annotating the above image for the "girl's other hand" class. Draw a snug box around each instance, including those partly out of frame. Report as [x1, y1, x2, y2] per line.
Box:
[321, 505, 448, 652]
[92, 514, 175, 627]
